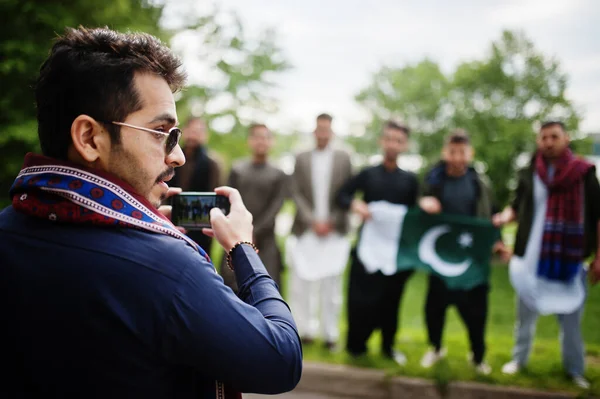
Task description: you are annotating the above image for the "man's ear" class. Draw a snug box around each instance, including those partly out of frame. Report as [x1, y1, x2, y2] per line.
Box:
[70, 115, 111, 163]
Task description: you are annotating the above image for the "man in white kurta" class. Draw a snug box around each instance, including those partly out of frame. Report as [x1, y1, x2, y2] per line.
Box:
[493, 121, 600, 390]
[288, 113, 353, 350]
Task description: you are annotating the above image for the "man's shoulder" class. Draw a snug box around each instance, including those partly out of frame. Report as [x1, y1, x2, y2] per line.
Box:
[231, 158, 252, 172]
[357, 164, 376, 174]
[400, 168, 419, 182]
[514, 154, 535, 175]
[96, 233, 220, 296]
[512, 165, 533, 185]
[0, 208, 206, 283]
[358, 164, 386, 176]
[295, 150, 311, 160]
[265, 161, 286, 176]
[473, 170, 493, 190]
[395, 164, 418, 178]
[207, 149, 225, 166]
[584, 163, 599, 184]
[0, 209, 224, 319]
[0, 206, 17, 230]
[292, 151, 311, 172]
[0, 205, 12, 218]
[584, 161, 597, 175]
[332, 148, 351, 165]
[422, 161, 444, 184]
[333, 148, 351, 158]
[107, 232, 207, 281]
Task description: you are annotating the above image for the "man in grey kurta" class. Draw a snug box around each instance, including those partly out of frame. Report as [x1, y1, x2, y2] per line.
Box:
[221, 124, 287, 292]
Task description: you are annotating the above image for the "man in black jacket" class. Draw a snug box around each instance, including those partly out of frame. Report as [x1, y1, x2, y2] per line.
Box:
[419, 129, 509, 374]
[493, 121, 600, 389]
[336, 120, 419, 365]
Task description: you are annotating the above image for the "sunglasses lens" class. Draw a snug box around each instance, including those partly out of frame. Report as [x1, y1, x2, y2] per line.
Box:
[166, 129, 182, 154]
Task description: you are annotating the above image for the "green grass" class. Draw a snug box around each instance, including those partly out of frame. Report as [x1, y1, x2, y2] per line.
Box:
[297, 266, 600, 396]
[212, 203, 600, 396]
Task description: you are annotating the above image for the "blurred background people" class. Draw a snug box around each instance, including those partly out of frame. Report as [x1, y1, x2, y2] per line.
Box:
[220, 123, 287, 293]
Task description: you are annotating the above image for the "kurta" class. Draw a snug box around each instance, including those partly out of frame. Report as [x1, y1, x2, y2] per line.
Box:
[336, 164, 420, 356]
[220, 159, 287, 292]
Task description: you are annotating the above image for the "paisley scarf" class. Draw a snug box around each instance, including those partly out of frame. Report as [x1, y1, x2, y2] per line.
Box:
[535, 149, 593, 282]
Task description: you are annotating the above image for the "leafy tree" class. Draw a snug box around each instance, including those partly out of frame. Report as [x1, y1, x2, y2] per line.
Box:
[351, 59, 450, 156]
[0, 0, 165, 206]
[0, 0, 290, 207]
[169, 5, 290, 167]
[354, 30, 586, 206]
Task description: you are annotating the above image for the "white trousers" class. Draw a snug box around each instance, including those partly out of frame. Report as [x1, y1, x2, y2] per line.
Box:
[288, 268, 342, 343]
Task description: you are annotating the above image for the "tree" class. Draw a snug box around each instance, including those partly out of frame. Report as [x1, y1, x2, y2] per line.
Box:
[351, 59, 451, 156]
[0, 0, 165, 206]
[0, 0, 290, 207]
[168, 4, 290, 167]
[354, 30, 586, 206]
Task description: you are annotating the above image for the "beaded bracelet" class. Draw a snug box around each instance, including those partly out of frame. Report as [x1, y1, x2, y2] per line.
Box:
[226, 241, 259, 271]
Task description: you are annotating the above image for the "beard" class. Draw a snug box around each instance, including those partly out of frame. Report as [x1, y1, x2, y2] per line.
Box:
[542, 149, 561, 160]
[384, 151, 398, 162]
[446, 164, 467, 176]
[108, 145, 158, 205]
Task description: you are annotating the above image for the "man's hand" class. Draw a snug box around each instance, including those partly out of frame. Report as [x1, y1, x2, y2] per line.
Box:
[202, 186, 254, 251]
[313, 221, 332, 237]
[492, 240, 512, 263]
[158, 187, 187, 234]
[492, 207, 516, 227]
[351, 199, 371, 221]
[419, 196, 442, 214]
[589, 257, 600, 285]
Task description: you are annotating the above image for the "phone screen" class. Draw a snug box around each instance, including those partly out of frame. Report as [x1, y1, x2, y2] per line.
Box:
[170, 192, 230, 230]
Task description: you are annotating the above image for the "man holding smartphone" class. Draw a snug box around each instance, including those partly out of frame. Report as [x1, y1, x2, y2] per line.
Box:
[0, 27, 301, 399]
[220, 123, 287, 292]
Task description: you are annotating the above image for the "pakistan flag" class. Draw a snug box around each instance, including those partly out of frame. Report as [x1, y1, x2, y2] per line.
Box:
[396, 208, 500, 290]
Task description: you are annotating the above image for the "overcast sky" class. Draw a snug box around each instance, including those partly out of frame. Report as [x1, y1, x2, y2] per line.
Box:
[166, 0, 600, 137]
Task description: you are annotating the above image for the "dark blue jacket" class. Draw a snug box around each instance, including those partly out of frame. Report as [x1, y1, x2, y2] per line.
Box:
[0, 206, 302, 398]
[422, 161, 498, 218]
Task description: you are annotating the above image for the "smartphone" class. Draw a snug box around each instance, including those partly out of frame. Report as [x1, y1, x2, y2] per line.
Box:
[170, 192, 230, 230]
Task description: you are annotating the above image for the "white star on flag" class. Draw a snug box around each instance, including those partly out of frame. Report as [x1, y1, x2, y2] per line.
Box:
[458, 232, 473, 248]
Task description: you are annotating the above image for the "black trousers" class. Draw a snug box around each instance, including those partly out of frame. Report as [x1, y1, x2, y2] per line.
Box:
[425, 274, 489, 364]
[346, 249, 413, 356]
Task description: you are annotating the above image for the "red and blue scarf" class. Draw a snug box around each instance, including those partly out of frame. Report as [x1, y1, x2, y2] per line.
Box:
[535, 149, 593, 282]
[10, 153, 240, 399]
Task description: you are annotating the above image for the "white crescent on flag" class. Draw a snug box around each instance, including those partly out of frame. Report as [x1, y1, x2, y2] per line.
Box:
[418, 225, 471, 277]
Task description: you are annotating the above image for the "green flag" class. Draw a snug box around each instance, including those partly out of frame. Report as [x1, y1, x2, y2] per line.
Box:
[396, 208, 500, 290]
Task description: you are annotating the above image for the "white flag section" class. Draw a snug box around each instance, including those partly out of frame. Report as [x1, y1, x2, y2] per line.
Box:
[357, 201, 407, 275]
[286, 231, 351, 281]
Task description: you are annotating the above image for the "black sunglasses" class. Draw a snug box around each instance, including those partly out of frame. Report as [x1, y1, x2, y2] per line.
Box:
[108, 121, 182, 155]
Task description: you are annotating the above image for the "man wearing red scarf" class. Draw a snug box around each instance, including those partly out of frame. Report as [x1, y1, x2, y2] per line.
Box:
[0, 27, 301, 398]
[494, 121, 600, 390]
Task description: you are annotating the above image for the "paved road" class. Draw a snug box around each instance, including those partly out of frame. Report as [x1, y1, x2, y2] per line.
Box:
[245, 392, 346, 399]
